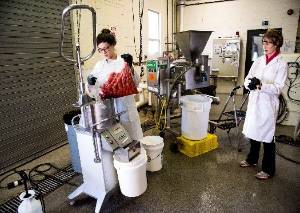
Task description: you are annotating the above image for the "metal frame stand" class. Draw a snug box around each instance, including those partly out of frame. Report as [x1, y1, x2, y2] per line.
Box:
[209, 86, 249, 151]
[68, 129, 118, 213]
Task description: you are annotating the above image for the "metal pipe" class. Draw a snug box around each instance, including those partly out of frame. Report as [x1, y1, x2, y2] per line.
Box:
[176, 0, 236, 7]
[59, 4, 96, 116]
[75, 44, 84, 94]
[90, 111, 126, 128]
[167, 0, 169, 52]
[172, 0, 174, 50]
[59, 4, 96, 62]
[178, 0, 184, 32]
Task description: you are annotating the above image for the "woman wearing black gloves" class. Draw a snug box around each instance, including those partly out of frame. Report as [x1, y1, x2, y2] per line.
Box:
[240, 29, 287, 180]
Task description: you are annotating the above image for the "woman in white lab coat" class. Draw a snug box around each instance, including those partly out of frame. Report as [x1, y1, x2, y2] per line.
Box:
[240, 29, 287, 180]
[87, 29, 143, 141]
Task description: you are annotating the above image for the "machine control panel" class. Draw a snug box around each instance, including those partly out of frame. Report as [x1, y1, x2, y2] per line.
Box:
[101, 123, 132, 151]
[212, 38, 240, 77]
[101, 123, 141, 162]
[146, 59, 169, 95]
[147, 60, 159, 93]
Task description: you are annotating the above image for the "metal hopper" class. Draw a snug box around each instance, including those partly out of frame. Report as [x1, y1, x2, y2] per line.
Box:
[175, 30, 212, 62]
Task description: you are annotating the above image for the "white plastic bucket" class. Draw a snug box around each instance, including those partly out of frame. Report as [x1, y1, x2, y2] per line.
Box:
[180, 95, 212, 140]
[113, 148, 147, 197]
[140, 136, 164, 172]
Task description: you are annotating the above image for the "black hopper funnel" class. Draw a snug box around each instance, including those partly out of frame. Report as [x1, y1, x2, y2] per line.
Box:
[175, 30, 212, 63]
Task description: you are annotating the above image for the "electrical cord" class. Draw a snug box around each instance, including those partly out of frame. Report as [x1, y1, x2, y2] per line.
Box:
[276, 149, 300, 164]
[275, 135, 300, 164]
[276, 94, 288, 124]
[155, 96, 168, 131]
[165, 67, 189, 112]
[75, 0, 82, 45]
[0, 163, 79, 212]
[275, 135, 300, 147]
[276, 57, 299, 123]
[141, 66, 183, 133]
[28, 163, 79, 187]
[138, 0, 144, 66]
[131, 0, 138, 59]
[0, 170, 21, 189]
[286, 56, 300, 102]
[0, 169, 46, 212]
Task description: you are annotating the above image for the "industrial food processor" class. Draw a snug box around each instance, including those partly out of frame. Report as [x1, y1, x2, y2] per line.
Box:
[59, 4, 144, 213]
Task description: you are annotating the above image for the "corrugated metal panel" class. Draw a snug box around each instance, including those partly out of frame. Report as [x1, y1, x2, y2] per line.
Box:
[0, 0, 77, 174]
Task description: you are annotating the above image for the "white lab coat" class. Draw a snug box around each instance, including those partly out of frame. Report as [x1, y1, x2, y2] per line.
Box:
[242, 54, 287, 143]
[89, 56, 143, 141]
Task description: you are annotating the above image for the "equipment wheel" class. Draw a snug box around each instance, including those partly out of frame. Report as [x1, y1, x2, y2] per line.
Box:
[159, 131, 165, 138]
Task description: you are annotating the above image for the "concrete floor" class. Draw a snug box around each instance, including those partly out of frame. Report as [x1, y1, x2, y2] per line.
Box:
[1, 94, 299, 213]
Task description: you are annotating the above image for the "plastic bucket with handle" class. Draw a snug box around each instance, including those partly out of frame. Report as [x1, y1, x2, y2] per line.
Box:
[141, 136, 164, 172]
[113, 148, 147, 197]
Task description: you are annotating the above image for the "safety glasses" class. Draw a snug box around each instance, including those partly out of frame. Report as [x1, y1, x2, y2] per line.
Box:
[262, 40, 273, 45]
[97, 45, 111, 53]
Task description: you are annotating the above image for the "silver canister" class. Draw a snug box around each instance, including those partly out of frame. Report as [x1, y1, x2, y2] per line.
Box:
[90, 99, 116, 131]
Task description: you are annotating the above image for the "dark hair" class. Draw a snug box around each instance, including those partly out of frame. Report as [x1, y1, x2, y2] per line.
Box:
[263, 29, 283, 50]
[96, 28, 116, 46]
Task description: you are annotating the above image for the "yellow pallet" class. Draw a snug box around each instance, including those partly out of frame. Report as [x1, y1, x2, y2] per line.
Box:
[177, 134, 218, 157]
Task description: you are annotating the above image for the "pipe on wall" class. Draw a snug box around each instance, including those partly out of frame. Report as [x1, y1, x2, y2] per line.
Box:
[177, 0, 236, 7]
[178, 0, 185, 31]
[167, 0, 169, 52]
[172, 0, 174, 50]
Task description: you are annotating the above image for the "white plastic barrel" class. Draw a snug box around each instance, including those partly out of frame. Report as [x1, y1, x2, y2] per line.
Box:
[140, 136, 164, 172]
[113, 149, 147, 197]
[180, 95, 212, 140]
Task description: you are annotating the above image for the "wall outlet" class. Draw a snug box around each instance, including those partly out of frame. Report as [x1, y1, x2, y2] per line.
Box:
[262, 20, 269, 26]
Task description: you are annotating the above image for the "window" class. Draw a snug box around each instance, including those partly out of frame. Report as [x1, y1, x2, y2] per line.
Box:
[148, 10, 160, 57]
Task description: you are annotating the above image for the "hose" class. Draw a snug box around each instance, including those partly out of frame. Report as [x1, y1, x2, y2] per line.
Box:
[275, 135, 300, 164]
[0, 163, 79, 212]
[276, 94, 288, 124]
[0, 169, 46, 212]
[276, 149, 300, 164]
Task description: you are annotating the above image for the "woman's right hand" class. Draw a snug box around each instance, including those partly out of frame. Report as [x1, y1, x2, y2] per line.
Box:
[87, 76, 97, 85]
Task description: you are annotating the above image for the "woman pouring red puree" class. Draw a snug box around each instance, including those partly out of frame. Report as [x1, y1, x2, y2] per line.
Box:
[240, 29, 287, 180]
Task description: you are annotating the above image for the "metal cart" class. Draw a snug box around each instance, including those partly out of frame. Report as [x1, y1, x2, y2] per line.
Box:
[209, 86, 249, 151]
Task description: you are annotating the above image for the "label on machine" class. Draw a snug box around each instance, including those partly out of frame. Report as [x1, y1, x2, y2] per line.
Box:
[146, 60, 159, 93]
[146, 59, 169, 95]
[211, 38, 240, 77]
[101, 123, 132, 151]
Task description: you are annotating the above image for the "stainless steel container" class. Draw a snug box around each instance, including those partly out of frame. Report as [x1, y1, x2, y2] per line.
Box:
[90, 99, 115, 131]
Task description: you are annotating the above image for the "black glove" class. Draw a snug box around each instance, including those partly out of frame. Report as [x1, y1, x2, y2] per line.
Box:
[248, 77, 261, 90]
[87, 76, 97, 85]
[121, 53, 133, 67]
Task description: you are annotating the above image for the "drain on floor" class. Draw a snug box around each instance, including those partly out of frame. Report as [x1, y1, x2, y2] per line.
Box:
[0, 165, 77, 213]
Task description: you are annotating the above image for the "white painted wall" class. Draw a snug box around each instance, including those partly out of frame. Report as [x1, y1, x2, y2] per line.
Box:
[67, 0, 299, 94]
[181, 0, 299, 93]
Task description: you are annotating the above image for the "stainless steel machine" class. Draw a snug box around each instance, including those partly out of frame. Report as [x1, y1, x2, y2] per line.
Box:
[175, 30, 212, 90]
[211, 38, 241, 92]
[146, 31, 213, 96]
[60, 5, 142, 212]
[146, 30, 216, 135]
[211, 38, 240, 78]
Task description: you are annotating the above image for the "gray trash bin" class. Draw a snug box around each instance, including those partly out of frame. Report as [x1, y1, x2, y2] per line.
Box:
[63, 110, 81, 173]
